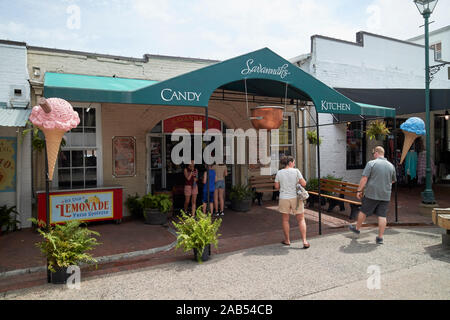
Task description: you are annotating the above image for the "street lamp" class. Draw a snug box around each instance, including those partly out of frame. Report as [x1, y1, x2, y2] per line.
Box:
[414, 0, 438, 204]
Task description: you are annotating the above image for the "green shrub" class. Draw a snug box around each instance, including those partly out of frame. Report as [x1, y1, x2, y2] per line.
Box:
[125, 193, 143, 218]
[0, 205, 20, 233]
[139, 193, 172, 214]
[366, 120, 390, 140]
[229, 184, 254, 201]
[172, 207, 222, 263]
[306, 175, 342, 196]
[30, 219, 100, 272]
[307, 130, 322, 145]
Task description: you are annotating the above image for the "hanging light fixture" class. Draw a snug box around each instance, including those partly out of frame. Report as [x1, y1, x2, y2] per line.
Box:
[445, 110, 449, 120]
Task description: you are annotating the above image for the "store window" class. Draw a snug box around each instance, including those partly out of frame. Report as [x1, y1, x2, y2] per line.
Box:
[430, 42, 442, 60]
[346, 121, 366, 170]
[271, 113, 295, 163]
[56, 105, 100, 189]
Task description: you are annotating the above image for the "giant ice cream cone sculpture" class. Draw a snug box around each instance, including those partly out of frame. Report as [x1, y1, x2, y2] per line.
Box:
[399, 117, 426, 164]
[29, 98, 80, 180]
[400, 131, 418, 164]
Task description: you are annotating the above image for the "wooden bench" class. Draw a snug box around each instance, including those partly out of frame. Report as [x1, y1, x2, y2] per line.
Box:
[432, 208, 450, 248]
[307, 178, 361, 219]
[249, 173, 277, 206]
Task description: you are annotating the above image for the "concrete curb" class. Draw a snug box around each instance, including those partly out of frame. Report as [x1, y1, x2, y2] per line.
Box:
[0, 227, 179, 280]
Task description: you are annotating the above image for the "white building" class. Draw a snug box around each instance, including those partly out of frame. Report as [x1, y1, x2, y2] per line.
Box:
[0, 40, 33, 228]
[290, 28, 450, 184]
[407, 25, 450, 62]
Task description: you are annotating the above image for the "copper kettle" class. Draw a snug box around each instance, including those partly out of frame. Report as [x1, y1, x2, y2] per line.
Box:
[250, 106, 284, 130]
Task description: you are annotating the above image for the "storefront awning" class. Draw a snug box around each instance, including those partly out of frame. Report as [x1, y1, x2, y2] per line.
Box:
[358, 103, 396, 118]
[44, 48, 395, 117]
[0, 103, 32, 127]
[44, 72, 157, 104]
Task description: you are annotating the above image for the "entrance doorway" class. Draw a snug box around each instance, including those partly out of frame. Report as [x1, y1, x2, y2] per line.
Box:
[146, 117, 234, 196]
[434, 113, 450, 183]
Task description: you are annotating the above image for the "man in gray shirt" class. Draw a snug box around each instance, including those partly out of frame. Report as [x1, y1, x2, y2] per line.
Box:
[349, 146, 396, 244]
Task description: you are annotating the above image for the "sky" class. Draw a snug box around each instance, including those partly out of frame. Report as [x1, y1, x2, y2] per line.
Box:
[0, 0, 449, 61]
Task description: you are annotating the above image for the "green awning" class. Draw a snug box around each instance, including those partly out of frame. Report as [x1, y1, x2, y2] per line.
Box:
[0, 103, 32, 127]
[44, 72, 158, 103]
[358, 102, 396, 118]
[43, 48, 395, 118]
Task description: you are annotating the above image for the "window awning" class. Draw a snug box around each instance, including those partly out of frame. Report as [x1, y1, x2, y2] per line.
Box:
[0, 103, 32, 127]
[43, 48, 395, 118]
[358, 103, 396, 118]
[44, 72, 158, 104]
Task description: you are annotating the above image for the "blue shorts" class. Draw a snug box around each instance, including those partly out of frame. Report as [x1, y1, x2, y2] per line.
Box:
[215, 180, 225, 189]
[202, 189, 215, 203]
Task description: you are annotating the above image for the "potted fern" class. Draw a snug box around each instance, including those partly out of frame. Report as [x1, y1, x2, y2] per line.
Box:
[125, 193, 143, 219]
[229, 184, 254, 212]
[0, 205, 20, 236]
[307, 130, 322, 145]
[140, 193, 172, 225]
[366, 120, 390, 140]
[172, 207, 222, 263]
[30, 219, 100, 284]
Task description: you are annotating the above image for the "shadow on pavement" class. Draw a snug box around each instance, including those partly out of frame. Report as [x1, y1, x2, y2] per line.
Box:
[339, 238, 379, 254]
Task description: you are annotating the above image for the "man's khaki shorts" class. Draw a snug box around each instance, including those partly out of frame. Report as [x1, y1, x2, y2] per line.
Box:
[278, 197, 304, 215]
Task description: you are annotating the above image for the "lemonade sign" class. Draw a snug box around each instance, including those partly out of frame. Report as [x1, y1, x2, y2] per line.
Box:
[50, 191, 114, 223]
[0, 138, 17, 192]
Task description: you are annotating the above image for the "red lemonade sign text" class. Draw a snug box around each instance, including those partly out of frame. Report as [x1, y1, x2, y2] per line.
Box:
[50, 191, 114, 223]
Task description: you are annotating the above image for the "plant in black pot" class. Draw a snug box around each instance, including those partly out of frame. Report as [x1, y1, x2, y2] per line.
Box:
[0, 205, 20, 236]
[30, 219, 100, 284]
[307, 130, 322, 145]
[172, 207, 222, 263]
[140, 193, 172, 225]
[125, 193, 143, 220]
[366, 120, 390, 141]
[306, 175, 343, 208]
[229, 184, 254, 212]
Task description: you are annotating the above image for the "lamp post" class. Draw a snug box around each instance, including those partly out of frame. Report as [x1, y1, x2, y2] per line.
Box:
[414, 0, 438, 204]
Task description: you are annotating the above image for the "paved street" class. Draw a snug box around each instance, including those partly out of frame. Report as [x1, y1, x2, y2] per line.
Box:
[2, 226, 449, 300]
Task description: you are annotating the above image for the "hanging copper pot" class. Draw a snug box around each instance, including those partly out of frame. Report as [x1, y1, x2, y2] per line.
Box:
[250, 106, 284, 130]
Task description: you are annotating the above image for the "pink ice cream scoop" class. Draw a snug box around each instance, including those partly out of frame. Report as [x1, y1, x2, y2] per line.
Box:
[29, 98, 80, 181]
[29, 97, 80, 131]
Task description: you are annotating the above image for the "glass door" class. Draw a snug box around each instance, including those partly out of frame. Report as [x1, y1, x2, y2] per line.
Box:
[148, 135, 165, 193]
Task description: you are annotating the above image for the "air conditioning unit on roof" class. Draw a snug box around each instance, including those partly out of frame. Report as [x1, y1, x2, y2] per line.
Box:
[9, 85, 30, 108]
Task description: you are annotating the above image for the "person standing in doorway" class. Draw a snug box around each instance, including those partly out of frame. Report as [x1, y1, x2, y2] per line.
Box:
[183, 160, 198, 217]
[202, 164, 216, 215]
[274, 156, 310, 249]
[213, 163, 228, 216]
[349, 146, 396, 244]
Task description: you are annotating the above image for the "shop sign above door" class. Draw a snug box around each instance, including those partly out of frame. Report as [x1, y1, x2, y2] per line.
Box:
[163, 115, 221, 133]
[160, 88, 202, 102]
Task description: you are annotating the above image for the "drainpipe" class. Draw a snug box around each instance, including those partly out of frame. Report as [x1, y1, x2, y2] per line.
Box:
[302, 108, 308, 180]
[16, 128, 22, 228]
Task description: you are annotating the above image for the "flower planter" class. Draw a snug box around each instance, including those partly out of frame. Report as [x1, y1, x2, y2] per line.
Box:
[250, 106, 284, 130]
[50, 266, 69, 284]
[193, 244, 211, 262]
[306, 194, 327, 208]
[144, 208, 168, 225]
[231, 198, 252, 212]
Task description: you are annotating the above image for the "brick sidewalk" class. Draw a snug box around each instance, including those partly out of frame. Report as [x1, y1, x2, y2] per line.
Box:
[0, 184, 446, 293]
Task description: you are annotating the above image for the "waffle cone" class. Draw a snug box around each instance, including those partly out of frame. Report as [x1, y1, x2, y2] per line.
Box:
[400, 131, 419, 164]
[41, 128, 66, 181]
